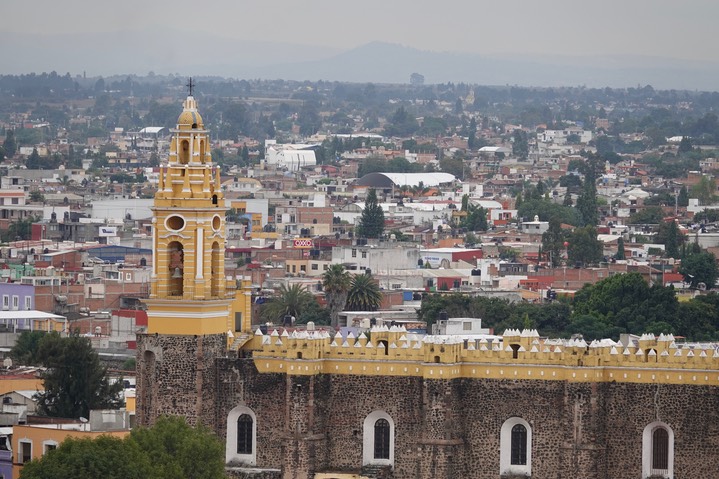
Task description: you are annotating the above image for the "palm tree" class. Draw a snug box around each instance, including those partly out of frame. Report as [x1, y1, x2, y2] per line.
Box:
[322, 264, 351, 329]
[261, 284, 314, 323]
[346, 273, 382, 311]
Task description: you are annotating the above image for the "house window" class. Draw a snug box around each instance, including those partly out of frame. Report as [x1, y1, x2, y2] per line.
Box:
[311, 264, 318, 271]
[361, 251, 367, 259]
[43, 441, 58, 455]
[11, 296, 18, 311]
[2, 296, 7, 310]
[226, 406, 256, 465]
[126, 273, 132, 281]
[373, 419, 390, 459]
[363, 411, 394, 466]
[643, 422, 673, 478]
[500, 417, 531, 476]
[352, 249, 357, 258]
[19, 440, 32, 464]
[24, 296, 32, 310]
[236, 414, 253, 455]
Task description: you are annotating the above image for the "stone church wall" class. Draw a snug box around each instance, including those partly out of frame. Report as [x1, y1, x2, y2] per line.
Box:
[212, 358, 719, 479]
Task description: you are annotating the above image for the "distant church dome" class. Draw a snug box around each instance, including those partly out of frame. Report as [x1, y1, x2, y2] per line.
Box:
[176, 96, 204, 130]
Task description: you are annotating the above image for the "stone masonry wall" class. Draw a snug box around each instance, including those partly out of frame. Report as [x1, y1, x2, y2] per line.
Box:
[136, 333, 226, 429]
[212, 360, 719, 479]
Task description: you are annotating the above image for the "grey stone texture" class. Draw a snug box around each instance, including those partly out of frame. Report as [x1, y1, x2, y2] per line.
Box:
[137, 334, 719, 479]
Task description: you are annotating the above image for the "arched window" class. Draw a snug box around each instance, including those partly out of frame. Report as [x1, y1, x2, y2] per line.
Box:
[236, 414, 253, 455]
[363, 411, 394, 466]
[510, 424, 527, 465]
[500, 417, 531, 476]
[643, 422, 673, 478]
[226, 406, 256, 465]
[374, 419, 390, 460]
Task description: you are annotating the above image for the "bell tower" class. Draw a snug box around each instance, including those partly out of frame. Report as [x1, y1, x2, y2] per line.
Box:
[137, 82, 230, 428]
[145, 82, 232, 336]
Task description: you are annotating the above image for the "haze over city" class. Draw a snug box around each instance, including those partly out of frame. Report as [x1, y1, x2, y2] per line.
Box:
[3, 0, 719, 90]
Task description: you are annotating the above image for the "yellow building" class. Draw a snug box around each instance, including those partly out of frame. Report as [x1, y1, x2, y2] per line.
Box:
[142, 91, 253, 340]
[12, 418, 130, 479]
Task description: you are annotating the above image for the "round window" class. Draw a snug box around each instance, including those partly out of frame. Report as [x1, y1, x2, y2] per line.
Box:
[166, 215, 185, 231]
[212, 215, 221, 231]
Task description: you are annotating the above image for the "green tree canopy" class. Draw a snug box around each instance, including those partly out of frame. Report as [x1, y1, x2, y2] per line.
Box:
[346, 273, 382, 311]
[628, 206, 665, 224]
[261, 284, 315, 322]
[356, 189, 385, 239]
[680, 250, 719, 290]
[541, 218, 566, 267]
[567, 226, 603, 266]
[19, 435, 149, 479]
[572, 272, 679, 334]
[19, 416, 225, 479]
[35, 333, 123, 418]
[10, 330, 47, 365]
[323, 264, 351, 329]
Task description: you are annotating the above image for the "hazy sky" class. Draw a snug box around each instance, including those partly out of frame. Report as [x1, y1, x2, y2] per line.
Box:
[4, 0, 719, 63]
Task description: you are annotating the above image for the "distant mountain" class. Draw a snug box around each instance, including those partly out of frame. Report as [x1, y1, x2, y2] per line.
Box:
[244, 42, 719, 91]
[2, 31, 719, 91]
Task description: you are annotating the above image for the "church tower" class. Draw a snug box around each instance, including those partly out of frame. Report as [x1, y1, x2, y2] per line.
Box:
[146, 85, 231, 335]
[137, 84, 230, 428]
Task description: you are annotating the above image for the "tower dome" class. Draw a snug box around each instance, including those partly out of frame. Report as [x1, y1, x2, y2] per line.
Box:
[176, 95, 204, 130]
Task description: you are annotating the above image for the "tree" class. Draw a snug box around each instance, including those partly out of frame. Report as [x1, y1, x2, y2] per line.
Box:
[10, 330, 47, 365]
[29, 190, 45, 203]
[261, 284, 315, 322]
[575, 174, 598, 226]
[19, 435, 150, 479]
[3, 130, 16, 157]
[656, 221, 684, 258]
[512, 129, 529, 160]
[541, 218, 565, 267]
[678, 136, 693, 153]
[346, 273, 382, 311]
[572, 272, 679, 335]
[628, 206, 664, 224]
[678, 186, 689, 207]
[26, 148, 41, 169]
[323, 264, 351, 329]
[567, 226, 603, 266]
[680, 250, 719, 290]
[356, 189, 385, 239]
[130, 416, 226, 479]
[691, 175, 715, 206]
[615, 236, 626, 260]
[19, 416, 225, 479]
[34, 333, 123, 418]
[439, 156, 464, 179]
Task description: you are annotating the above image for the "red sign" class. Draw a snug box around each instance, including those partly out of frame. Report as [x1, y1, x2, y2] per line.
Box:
[293, 238, 313, 249]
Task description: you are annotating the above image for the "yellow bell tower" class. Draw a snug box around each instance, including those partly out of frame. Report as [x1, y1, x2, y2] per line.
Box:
[145, 82, 232, 335]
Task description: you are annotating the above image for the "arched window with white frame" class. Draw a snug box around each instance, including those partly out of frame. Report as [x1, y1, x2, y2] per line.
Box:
[363, 411, 395, 467]
[642, 421, 674, 479]
[226, 405, 256, 465]
[500, 417, 532, 476]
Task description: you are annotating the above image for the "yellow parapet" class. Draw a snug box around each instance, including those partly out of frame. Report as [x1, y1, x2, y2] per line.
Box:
[246, 329, 719, 386]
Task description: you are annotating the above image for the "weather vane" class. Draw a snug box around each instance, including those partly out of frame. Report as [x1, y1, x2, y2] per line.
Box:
[186, 77, 194, 96]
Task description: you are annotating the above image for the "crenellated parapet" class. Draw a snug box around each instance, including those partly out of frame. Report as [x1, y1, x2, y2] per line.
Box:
[247, 327, 719, 385]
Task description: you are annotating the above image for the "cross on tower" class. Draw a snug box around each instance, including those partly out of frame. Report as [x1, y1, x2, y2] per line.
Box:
[186, 77, 194, 96]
